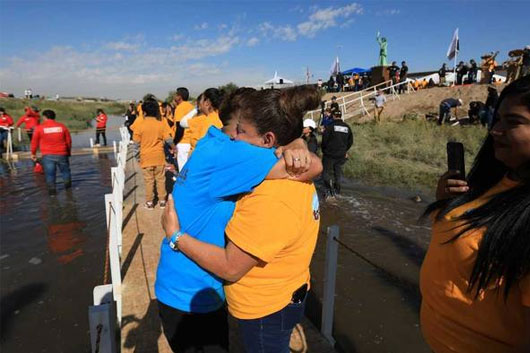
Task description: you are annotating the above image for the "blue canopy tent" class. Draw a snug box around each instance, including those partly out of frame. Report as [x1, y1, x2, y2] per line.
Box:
[341, 67, 371, 75]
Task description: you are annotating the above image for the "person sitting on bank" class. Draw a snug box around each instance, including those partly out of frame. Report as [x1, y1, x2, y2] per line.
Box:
[321, 110, 353, 199]
[438, 98, 463, 125]
[30, 110, 72, 195]
[133, 98, 174, 210]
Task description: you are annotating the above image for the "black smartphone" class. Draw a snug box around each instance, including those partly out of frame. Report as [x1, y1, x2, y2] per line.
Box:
[447, 142, 465, 180]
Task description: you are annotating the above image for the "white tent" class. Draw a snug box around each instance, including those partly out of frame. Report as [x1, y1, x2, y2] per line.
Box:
[264, 71, 294, 86]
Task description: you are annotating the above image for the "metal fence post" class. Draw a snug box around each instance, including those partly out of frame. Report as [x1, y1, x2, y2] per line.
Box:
[321, 225, 339, 346]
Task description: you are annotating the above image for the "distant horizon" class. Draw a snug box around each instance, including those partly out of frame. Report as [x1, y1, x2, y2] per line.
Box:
[1, 1, 529, 100]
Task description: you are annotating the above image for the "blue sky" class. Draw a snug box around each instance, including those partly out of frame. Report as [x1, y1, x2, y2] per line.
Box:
[1, 0, 529, 99]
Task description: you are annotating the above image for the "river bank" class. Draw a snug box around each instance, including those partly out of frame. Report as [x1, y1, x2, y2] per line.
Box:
[343, 118, 486, 192]
[0, 98, 127, 132]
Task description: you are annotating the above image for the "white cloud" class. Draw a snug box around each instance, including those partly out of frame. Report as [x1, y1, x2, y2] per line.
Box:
[171, 34, 184, 41]
[218, 23, 228, 31]
[247, 37, 259, 47]
[104, 41, 139, 51]
[298, 3, 363, 38]
[377, 9, 401, 16]
[259, 22, 297, 41]
[258, 3, 363, 42]
[0, 33, 253, 99]
[194, 22, 209, 30]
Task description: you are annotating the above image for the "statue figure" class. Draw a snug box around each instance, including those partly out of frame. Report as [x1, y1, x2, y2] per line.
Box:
[376, 31, 388, 66]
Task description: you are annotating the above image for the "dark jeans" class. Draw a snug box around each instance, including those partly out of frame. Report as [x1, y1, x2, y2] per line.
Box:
[237, 299, 306, 353]
[95, 128, 106, 146]
[398, 78, 407, 94]
[0, 130, 8, 152]
[158, 300, 229, 353]
[438, 104, 451, 125]
[322, 155, 347, 196]
[42, 155, 72, 190]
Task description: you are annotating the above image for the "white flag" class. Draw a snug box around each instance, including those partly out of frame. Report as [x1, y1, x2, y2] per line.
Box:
[447, 28, 459, 60]
[329, 56, 340, 76]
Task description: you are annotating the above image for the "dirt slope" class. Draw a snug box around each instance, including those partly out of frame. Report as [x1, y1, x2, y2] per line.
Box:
[382, 84, 505, 121]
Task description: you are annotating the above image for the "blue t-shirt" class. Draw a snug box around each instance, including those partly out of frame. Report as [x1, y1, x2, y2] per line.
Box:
[155, 126, 278, 313]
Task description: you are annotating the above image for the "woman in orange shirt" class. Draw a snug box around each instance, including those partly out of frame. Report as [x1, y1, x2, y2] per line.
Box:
[163, 86, 322, 352]
[420, 75, 530, 353]
[187, 88, 224, 154]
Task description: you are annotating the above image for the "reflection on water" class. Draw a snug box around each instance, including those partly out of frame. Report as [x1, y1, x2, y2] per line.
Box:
[0, 152, 114, 351]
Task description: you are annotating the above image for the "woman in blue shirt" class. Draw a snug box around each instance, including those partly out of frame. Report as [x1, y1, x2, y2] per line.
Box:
[155, 88, 321, 352]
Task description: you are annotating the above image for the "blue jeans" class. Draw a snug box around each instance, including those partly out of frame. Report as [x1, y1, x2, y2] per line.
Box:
[41, 155, 72, 189]
[0, 130, 8, 152]
[237, 299, 306, 353]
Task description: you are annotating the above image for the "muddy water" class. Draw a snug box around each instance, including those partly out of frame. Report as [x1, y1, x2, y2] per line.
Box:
[309, 180, 433, 353]
[0, 117, 123, 352]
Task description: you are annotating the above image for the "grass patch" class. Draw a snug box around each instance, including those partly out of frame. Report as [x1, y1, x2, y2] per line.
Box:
[0, 98, 127, 132]
[344, 120, 486, 191]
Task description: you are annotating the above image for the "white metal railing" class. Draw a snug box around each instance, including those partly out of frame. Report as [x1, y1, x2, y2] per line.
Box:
[89, 126, 131, 353]
[307, 79, 414, 122]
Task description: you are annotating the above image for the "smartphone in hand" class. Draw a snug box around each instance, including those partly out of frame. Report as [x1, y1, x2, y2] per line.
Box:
[447, 142, 465, 180]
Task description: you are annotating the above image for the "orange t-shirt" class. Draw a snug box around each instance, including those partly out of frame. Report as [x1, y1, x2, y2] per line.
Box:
[224, 180, 320, 319]
[172, 101, 195, 144]
[132, 116, 172, 168]
[188, 111, 223, 154]
[420, 176, 530, 353]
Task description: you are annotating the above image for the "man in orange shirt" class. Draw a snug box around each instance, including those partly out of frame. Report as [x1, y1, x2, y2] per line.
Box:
[133, 98, 174, 210]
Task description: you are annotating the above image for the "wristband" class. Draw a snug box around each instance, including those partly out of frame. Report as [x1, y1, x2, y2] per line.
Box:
[169, 230, 184, 251]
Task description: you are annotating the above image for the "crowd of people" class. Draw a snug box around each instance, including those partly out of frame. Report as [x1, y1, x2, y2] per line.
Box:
[2, 67, 529, 353]
[121, 76, 530, 353]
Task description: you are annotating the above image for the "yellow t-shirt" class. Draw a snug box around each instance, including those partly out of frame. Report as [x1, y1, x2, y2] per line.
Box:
[224, 180, 320, 319]
[132, 116, 172, 168]
[188, 111, 223, 154]
[420, 176, 530, 353]
[130, 109, 144, 132]
[172, 101, 195, 144]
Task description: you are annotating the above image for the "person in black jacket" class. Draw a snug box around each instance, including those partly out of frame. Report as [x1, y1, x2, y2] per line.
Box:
[398, 61, 409, 94]
[321, 111, 353, 199]
[329, 96, 340, 115]
[438, 63, 447, 86]
[388, 61, 400, 86]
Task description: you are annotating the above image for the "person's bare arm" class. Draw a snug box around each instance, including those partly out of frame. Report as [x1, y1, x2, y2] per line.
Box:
[161, 195, 257, 282]
[267, 153, 322, 181]
[266, 138, 322, 180]
[178, 236, 258, 282]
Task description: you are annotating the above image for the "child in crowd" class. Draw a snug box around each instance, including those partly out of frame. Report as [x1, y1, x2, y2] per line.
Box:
[133, 98, 174, 210]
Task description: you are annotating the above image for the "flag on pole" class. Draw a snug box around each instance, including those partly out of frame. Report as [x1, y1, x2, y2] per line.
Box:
[447, 28, 459, 60]
[329, 56, 340, 76]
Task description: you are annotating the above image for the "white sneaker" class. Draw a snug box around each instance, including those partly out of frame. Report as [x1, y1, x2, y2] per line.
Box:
[94, 143, 100, 147]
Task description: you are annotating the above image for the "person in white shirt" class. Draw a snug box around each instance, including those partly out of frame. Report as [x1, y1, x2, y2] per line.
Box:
[373, 90, 387, 124]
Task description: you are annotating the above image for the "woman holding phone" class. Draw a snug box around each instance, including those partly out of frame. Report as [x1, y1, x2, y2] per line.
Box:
[420, 75, 530, 353]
